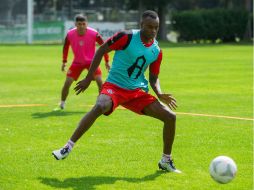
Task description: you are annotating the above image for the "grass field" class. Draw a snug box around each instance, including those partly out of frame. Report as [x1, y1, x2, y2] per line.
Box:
[0, 43, 252, 190]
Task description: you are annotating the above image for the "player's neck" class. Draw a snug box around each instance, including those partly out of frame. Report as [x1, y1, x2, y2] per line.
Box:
[140, 33, 154, 47]
[77, 28, 87, 36]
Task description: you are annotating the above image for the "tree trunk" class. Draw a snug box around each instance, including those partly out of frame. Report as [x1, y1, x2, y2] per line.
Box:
[158, 5, 167, 41]
[138, 0, 145, 23]
[244, 0, 253, 39]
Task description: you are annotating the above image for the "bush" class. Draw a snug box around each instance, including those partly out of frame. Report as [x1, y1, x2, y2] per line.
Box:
[172, 9, 249, 42]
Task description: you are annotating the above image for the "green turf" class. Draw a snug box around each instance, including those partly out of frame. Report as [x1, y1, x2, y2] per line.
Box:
[0, 43, 252, 190]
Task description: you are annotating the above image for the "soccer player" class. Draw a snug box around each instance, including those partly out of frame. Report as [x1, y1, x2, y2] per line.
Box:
[52, 10, 181, 173]
[54, 14, 110, 110]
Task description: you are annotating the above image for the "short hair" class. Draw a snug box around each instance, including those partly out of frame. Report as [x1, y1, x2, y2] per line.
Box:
[142, 10, 158, 20]
[75, 14, 87, 22]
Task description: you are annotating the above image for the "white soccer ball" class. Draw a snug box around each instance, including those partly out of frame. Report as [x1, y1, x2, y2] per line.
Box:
[209, 156, 237, 184]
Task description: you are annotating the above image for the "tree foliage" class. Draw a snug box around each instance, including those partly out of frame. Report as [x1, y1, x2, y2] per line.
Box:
[172, 9, 249, 42]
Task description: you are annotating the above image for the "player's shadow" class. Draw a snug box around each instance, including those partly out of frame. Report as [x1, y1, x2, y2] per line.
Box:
[31, 111, 85, 119]
[38, 170, 166, 190]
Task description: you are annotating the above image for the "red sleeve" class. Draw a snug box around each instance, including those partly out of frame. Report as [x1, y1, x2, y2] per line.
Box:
[106, 31, 131, 50]
[62, 35, 70, 62]
[149, 50, 162, 76]
[96, 33, 109, 62]
[96, 33, 104, 45]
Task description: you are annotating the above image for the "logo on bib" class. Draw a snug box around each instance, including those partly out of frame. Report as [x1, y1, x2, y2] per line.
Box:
[107, 89, 114, 94]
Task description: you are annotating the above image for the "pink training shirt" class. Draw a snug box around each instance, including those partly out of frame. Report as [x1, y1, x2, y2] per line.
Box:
[63, 27, 109, 64]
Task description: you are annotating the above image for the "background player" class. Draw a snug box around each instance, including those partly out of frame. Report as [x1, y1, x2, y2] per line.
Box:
[54, 14, 110, 111]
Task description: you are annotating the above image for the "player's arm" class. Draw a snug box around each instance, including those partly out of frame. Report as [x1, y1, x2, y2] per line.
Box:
[74, 31, 131, 95]
[96, 33, 110, 70]
[149, 50, 177, 110]
[149, 50, 162, 96]
[62, 35, 70, 72]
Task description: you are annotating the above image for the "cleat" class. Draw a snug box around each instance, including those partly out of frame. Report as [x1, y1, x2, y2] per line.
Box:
[158, 159, 182, 173]
[53, 105, 64, 111]
[52, 147, 70, 160]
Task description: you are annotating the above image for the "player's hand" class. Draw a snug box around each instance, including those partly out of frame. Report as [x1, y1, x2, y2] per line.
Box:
[158, 94, 177, 110]
[74, 77, 92, 95]
[62, 61, 67, 72]
[105, 61, 110, 71]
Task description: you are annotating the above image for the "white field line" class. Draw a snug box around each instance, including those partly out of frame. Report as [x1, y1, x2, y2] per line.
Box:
[0, 104, 252, 121]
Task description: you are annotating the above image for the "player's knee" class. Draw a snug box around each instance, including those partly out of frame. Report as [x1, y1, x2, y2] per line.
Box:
[163, 111, 176, 123]
[169, 111, 176, 122]
[93, 103, 104, 114]
[94, 102, 111, 114]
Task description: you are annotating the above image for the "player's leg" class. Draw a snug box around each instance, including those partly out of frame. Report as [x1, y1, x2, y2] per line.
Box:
[54, 76, 74, 111]
[70, 94, 112, 142]
[94, 67, 103, 93]
[121, 89, 180, 172]
[143, 100, 176, 155]
[54, 63, 82, 111]
[143, 101, 181, 173]
[61, 76, 74, 103]
[52, 94, 113, 160]
[94, 75, 103, 93]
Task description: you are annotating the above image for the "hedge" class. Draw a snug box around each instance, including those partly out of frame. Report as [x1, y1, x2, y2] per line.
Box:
[171, 9, 249, 42]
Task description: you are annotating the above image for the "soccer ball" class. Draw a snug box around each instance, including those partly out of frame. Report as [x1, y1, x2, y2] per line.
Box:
[209, 156, 237, 184]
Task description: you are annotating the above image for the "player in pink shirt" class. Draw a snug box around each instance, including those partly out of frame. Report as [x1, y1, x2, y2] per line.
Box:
[55, 14, 110, 110]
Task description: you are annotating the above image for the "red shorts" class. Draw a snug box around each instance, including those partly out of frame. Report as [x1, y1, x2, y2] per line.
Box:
[101, 82, 157, 115]
[67, 62, 102, 81]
